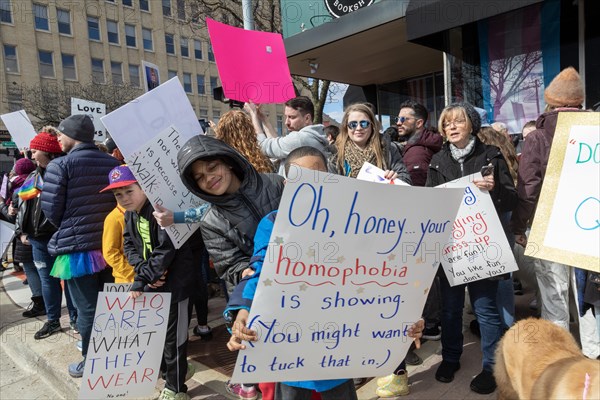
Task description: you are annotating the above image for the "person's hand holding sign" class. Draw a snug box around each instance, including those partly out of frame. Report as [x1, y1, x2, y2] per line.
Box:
[407, 318, 425, 349]
[227, 309, 258, 351]
[153, 204, 174, 227]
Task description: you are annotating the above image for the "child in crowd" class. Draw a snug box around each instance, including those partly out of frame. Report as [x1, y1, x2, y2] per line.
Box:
[224, 147, 425, 400]
[101, 165, 199, 400]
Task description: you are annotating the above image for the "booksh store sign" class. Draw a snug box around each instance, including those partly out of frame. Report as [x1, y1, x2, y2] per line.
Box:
[325, 0, 375, 18]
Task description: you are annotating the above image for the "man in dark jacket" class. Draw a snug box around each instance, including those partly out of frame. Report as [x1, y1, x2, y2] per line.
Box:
[511, 67, 587, 333]
[40, 114, 120, 378]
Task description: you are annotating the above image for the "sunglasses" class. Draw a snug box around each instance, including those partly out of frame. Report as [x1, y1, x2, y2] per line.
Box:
[347, 120, 371, 130]
[392, 116, 415, 124]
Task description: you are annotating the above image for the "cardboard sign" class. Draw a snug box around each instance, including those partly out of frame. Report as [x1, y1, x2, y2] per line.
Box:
[231, 171, 463, 383]
[141, 60, 160, 92]
[356, 162, 410, 186]
[0, 110, 37, 150]
[0, 220, 15, 258]
[207, 18, 295, 103]
[103, 283, 133, 292]
[100, 78, 202, 160]
[124, 125, 203, 248]
[71, 98, 106, 142]
[436, 174, 518, 286]
[79, 292, 171, 399]
[527, 113, 600, 271]
[0, 174, 8, 199]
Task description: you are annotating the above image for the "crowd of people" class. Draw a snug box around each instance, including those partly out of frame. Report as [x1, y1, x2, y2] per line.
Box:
[0, 66, 598, 400]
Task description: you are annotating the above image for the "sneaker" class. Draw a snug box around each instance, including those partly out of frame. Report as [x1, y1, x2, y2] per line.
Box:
[422, 326, 441, 341]
[405, 349, 422, 366]
[76, 341, 83, 352]
[22, 300, 46, 318]
[435, 360, 461, 383]
[158, 388, 190, 400]
[225, 382, 258, 400]
[470, 369, 496, 394]
[68, 358, 85, 378]
[376, 371, 409, 397]
[70, 320, 79, 334]
[34, 320, 61, 340]
[193, 325, 213, 341]
[185, 362, 195, 381]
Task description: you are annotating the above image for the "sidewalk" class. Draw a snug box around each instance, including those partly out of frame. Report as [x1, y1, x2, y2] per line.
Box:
[0, 265, 537, 399]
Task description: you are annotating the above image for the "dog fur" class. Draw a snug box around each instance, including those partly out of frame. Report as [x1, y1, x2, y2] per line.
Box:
[494, 317, 600, 399]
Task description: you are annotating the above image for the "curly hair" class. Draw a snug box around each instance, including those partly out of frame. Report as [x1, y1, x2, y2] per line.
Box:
[478, 127, 518, 182]
[214, 110, 274, 173]
[41, 125, 60, 136]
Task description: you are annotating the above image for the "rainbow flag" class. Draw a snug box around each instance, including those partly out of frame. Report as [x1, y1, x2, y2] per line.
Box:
[18, 173, 43, 200]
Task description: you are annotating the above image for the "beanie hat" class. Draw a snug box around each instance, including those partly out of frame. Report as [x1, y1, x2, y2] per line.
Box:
[30, 131, 62, 154]
[100, 165, 138, 192]
[103, 137, 117, 153]
[544, 67, 584, 108]
[449, 102, 481, 134]
[14, 158, 36, 176]
[58, 114, 95, 143]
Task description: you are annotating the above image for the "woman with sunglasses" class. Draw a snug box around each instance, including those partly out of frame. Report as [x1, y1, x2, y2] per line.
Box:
[426, 102, 517, 395]
[330, 103, 411, 183]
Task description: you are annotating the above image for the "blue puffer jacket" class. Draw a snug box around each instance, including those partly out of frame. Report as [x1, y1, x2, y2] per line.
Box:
[41, 143, 120, 256]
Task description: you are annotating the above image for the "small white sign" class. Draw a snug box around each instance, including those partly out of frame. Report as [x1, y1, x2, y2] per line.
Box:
[0, 110, 37, 150]
[71, 98, 107, 142]
[79, 292, 171, 399]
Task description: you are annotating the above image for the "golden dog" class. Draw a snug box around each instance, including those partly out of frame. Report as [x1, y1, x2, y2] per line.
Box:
[494, 317, 599, 399]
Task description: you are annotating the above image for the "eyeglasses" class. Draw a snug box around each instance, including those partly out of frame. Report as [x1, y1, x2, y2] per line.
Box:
[347, 120, 371, 130]
[392, 116, 415, 124]
[442, 119, 467, 129]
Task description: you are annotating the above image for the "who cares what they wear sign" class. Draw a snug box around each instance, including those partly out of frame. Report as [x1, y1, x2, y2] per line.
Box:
[232, 170, 464, 383]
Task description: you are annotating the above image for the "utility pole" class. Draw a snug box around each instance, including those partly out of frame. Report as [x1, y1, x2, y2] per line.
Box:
[242, 0, 254, 30]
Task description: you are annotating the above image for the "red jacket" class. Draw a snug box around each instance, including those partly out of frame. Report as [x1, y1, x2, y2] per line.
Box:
[510, 108, 585, 235]
[395, 128, 442, 187]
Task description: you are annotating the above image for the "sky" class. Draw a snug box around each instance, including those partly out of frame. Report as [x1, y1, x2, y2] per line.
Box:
[323, 82, 348, 124]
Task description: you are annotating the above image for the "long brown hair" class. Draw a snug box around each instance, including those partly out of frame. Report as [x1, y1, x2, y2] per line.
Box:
[336, 103, 386, 173]
[478, 127, 518, 182]
[214, 110, 274, 173]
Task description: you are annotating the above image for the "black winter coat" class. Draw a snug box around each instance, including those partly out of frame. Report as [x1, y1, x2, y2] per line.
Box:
[41, 143, 120, 256]
[177, 135, 285, 287]
[1, 191, 33, 263]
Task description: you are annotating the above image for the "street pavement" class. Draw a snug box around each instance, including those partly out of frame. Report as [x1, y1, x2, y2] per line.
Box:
[1, 264, 538, 399]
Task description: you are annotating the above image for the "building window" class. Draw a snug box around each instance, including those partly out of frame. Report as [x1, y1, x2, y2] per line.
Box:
[176, 0, 185, 20]
[199, 108, 208, 120]
[180, 37, 189, 57]
[210, 76, 218, 91]
[111, 61, 123, 84]
[193, 40, 202, 59]
[0, 0, 12, 24]
[208, 43, 215, 62]
[182, 73, 192, 93]
[125, 24, 136, 47]
[107, 20, 119, 44]
[38, 50, 54, 77]
[168, 70, 177, 80]
[87, 16, 100, 41]
[139, 0, 149, 11]
[162, 0, 171, 17]
[165, 34, 175, 55]
[129, 64, 140, 87]
[213, 110, 221, 125]
[276, 115, 283, 136]
[142, 28, 153, 51]
[34, 4, 49, 31]
[91, 58, 104, 83]
[196, 74, 205, 95]
[62, 53, 76, 80]
[122, 0, 132, 7]
[57, 9, 70, 35]
[4, 45, 18, 73]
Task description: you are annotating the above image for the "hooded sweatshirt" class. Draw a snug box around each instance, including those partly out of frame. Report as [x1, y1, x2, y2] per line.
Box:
[176, 135, 285, 287]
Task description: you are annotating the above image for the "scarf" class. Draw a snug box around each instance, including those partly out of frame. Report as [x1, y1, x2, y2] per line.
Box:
[449, 136, 476, 164]
[343, 140, 377, 178]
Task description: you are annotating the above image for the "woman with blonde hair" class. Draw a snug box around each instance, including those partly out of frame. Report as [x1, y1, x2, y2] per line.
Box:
[478, 126, 518, 183]
[215, 110, 274, 173]
[330, 103, 410, 183]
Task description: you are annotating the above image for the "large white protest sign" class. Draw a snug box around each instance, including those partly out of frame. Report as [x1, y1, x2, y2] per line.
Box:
[79, 292, 171, 399]
[103, 283, 133, 292]
[527, 113, 600, 271]
[231, 171, 463, 383]
[356, 162, 410, 186]
[100, 77, 202, 160]
[0, 220, 15, 258]
[0, 110, 37, 150]
[124, 125, 203, 248]
[71, 98, 106, 142]
[436, 174, 518, 286]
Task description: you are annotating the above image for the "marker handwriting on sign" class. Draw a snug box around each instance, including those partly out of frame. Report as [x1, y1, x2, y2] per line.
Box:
[574, 196, 600, 230]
